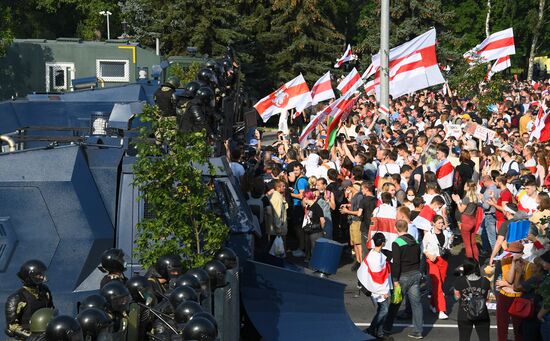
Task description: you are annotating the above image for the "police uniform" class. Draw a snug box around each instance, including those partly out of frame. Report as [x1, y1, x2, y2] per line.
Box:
[154, 84, 177, 117]
[100, 273, 128, 289]
[5, 285, 53, 339]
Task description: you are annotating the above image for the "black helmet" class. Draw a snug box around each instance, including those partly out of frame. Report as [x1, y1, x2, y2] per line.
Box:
[17, 260, 47, 286]
[197, 68, 218, 86]
[45, 315, 83, 341]
[166, 76, 181, 88]
[185, 81, 202, 96]
[170, 274, 202, 295]
[168, 285, 198, 309]
[186, 269, 211, 298]
[174, 301, 203, 324]
[29, 308, 57, 333]
[203, 260, 227, 289]
[126, 275, 155, 304]
[98, 248, 126, 273]
[182, 316, 217, 341]
[196, 87, 215, 107]
[189, 312, 218, 330]
[100, 281, 131, 314]
[205, 59, 218, 71]
[155, 254, 183, 280]
[77, 308, 112, 338]
[214, 247, 238, 270]
[80, 294, 107, 312]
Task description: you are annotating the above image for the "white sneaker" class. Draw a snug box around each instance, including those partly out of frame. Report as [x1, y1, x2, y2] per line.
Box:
[438, 311, 448, 320]
[292, 249, 305, 257]
[430, 305, 436, 314]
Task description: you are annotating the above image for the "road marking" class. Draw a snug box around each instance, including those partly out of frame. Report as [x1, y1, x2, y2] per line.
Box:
[355, 323, 509, 329]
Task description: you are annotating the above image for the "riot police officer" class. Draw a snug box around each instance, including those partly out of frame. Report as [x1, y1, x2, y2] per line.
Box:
[100, 281, 131, 337]
[25, 308, 56, 341]
[44, 315, 83, 341]
[76, 308, 112, 341]
[153, 76, 179, 117]
[145, 254, 183, 301]
[5, 260, 54, 340]
[98, 248, 127, 288]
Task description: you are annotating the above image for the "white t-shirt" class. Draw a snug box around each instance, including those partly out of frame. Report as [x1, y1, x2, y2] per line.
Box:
[501, 159, 520, 174]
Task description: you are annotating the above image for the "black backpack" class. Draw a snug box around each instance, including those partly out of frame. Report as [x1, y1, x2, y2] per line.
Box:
[463, 279, 487, 320]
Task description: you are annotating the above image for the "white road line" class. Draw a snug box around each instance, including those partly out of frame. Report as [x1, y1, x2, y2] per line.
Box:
[354, 323, 509, 330]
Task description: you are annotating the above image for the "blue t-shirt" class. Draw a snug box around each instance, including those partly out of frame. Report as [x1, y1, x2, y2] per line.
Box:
[293, 177, 309, 207]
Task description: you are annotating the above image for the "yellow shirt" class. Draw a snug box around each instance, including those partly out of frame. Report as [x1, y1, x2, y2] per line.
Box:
[519, 114, 532, 135]
[499, 257, 534, 296]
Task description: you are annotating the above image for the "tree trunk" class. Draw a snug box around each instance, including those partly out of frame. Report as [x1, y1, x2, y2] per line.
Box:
[528, 0, 546, 82]
[485, 0, 491, 37]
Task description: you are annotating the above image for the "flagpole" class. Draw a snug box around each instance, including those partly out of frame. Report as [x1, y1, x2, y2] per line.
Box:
[379, 0, 390, 121]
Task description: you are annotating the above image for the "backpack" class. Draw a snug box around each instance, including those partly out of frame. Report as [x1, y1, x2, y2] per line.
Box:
[463, 279, 487, 321]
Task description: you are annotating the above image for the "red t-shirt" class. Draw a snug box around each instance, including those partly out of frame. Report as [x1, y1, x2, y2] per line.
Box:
[496, 189, 513, 224]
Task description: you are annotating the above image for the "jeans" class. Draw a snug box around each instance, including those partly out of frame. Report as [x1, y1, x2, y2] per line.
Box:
[323, 219, 333, 240]
[368, 297, 390, 337]
[481, 214, 497, 253]
[383, 271, 423, 335]
[291, 206, 305, 250]
[305, 231, 323, 260]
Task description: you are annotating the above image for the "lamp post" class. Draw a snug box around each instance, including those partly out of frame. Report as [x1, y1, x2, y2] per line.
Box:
[379, 0, 390, 121]
[99, 11, 112, 40]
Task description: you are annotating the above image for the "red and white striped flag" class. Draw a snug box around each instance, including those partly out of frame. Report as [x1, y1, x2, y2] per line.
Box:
[464, 28, 515, 64]
[486, 55, 511, 80]
[298, 101, 336, 147]
[530, 107, 550, 142]
[357, 250, 391, 296]
[254, 74, 313, 122]
[337, 67, 363, 96]
[363, 29, 445, 99]
[310, 71, 335, 106]
[367, 204, 397, 251]
[334, 44, 357, 68]
[412, 205, 436, 231]
[436, 159, 454, 190]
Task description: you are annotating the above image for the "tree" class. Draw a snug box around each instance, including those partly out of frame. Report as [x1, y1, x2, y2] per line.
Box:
[0, 6, 13, 56]
[132, 105, 229, 269]
[356, 0, 455, 59]
[527, 0, 547, 81]
[257, 0, 344, 86]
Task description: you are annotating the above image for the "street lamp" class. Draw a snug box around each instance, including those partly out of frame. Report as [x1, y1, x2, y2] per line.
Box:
[99, 11, 112, 40]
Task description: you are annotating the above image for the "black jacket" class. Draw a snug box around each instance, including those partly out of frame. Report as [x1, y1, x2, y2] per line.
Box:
[391, 234, 421, 281]
[5, 285, 53, 339]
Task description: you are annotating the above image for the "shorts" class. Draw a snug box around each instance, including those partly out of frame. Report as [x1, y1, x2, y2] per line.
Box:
[350, 221, 362, 245]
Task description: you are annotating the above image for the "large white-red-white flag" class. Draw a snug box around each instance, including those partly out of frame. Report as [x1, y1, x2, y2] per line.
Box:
[337, 67, 363, 96]
[357, 249, 392, 298]
[436, 159, 454, 190]
[464, 28, 515, 64]
[367, 204, 397, 251]
[531, 105, 550, 142]
[363, 28, 445, 98]
[310, 71, 335, 105]
[486, 55, 511, 80]
[254, 74, 313, 122]
[334, 44, 357, 68]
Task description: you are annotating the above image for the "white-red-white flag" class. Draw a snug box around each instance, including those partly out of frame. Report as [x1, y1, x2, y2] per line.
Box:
[412, 205, 437, 231]
[337, 67, 363, 96]
[486, 55, 511, 80]
[334, 44, 357, 68]
[361, 62, 376, 80]
[254, 74, 313, 123]
[310, 71, 335, 105]
[464, 28, 515, 64]
[367, 204, 397, 251]
[357, 250, 392, 297]
[364, 28, 445, 99]
[436, 159, 454, 190]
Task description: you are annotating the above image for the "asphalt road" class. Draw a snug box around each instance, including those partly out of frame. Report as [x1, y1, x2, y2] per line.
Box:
[334, 249, 500, 341]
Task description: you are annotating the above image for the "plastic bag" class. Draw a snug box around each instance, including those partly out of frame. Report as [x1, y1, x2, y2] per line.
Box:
[391, 284, 403, 304]
[269, 236, 285, 258]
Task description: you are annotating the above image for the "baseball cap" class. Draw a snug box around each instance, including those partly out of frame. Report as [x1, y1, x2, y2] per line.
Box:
[500, 144, 513, 154]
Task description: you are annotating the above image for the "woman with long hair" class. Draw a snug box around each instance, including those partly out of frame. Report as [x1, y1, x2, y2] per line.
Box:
[453, 180, 482, 261]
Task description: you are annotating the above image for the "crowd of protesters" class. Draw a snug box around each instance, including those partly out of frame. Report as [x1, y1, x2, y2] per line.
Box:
[226, 79, 550, 341]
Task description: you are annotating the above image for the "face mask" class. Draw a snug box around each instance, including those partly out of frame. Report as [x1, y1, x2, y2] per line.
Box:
[407, 195, 415, 201]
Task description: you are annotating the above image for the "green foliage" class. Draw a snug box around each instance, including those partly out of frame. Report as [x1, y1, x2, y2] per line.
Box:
[447, 60, 506, 118]
[0, 6, 13, 56]
[132, 105, 229, 269]
[166, 62, 202, 86]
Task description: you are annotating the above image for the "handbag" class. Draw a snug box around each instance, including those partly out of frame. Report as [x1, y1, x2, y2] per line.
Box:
[302, 210, 322, 234]
[269, 236, 286, 257]
[508, 297, 534, 319]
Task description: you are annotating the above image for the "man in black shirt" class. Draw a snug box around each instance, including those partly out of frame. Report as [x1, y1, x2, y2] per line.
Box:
[359, 181, 377, 259]
[383, 221, 424, 339]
